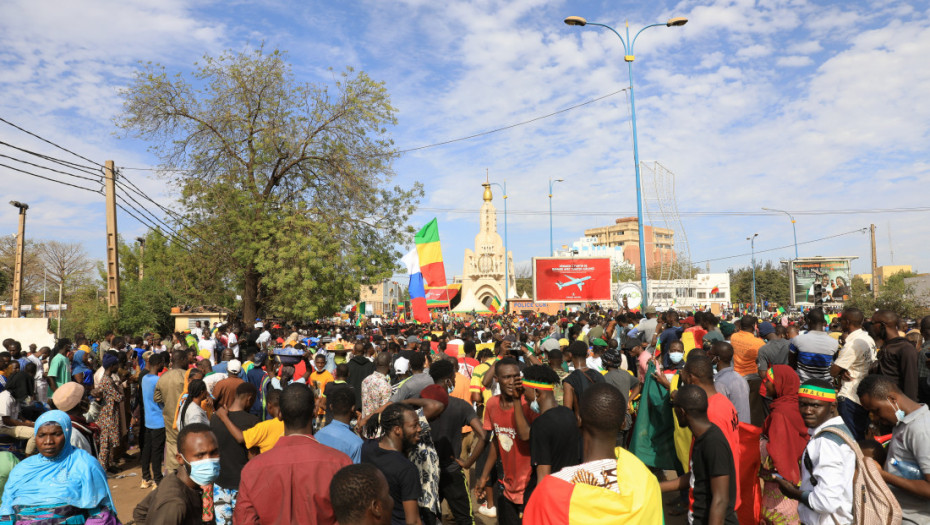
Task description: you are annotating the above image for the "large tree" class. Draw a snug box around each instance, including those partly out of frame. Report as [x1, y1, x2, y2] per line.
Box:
[119, 47, 422, 320]
[728, 260, 791, 307]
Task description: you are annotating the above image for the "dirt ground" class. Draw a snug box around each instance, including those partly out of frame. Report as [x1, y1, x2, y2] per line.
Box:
[110, 448, 688, 525]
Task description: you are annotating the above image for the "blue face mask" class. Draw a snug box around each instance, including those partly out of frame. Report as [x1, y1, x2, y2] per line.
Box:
[669, 352, 684, 364]
[892, 400, 905, 423]
[530, 400, 541, 414]
[183, 456, 221, 485]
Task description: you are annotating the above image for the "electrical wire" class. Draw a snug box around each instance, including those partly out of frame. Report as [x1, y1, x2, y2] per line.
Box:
[115, 198, 195, 251]
[0, 116, 102, 168]
[0, 162, 103, 195]
[692, 228, 869, 265]
[0, 141, 102, 176]
[115, 171, 218, 248]
[115, 189, 196, 249]
[416, 206, 930, 218]
[0, 153, 102, 183]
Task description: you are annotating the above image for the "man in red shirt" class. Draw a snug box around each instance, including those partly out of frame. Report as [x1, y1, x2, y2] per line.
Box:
[235, 383, 352, 524]
[477, 357, 536, 524]
[682, 355, 742, 511]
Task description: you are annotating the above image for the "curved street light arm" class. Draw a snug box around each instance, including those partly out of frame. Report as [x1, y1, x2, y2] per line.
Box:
[583, 22, 628, 53]
[631, 23, 667, 51]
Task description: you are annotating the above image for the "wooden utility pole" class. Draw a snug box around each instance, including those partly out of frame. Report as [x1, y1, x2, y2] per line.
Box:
[136, 237, 145, 280]
[870, 224, 878, 299]
[104, 161, 120, 312]
[9, 201, 28, 318]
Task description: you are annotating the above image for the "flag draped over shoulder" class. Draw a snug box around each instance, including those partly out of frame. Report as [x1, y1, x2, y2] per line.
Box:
[401, 249, 430, 324]
[523, 447, 663, 524]
[630, 362, 679, 471]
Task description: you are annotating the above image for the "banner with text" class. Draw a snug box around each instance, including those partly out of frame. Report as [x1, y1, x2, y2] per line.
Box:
[533, 257, 612, 302]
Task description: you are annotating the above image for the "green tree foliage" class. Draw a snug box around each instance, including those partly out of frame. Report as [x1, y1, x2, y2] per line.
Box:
[118, 46, 422, 321]
[728, 261, 791, 306]
[847, 272, 926, 319]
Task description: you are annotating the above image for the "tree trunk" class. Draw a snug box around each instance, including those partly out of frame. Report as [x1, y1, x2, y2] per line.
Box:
[242, 267, 260, 322]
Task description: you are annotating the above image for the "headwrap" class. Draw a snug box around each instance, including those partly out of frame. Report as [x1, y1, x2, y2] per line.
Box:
[521, 379, 554, 391]
[798, 384, 837, 403]
[761, 365, 809, 484]
[6, 371, 34, 401]
[101, 353, 119, 370]
[0, 410, 114, 515]
[591, 338, 608, 348]
[71, 350, 91, 378]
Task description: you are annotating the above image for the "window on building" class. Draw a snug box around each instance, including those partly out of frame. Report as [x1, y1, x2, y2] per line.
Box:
[697, 292, 707, 299]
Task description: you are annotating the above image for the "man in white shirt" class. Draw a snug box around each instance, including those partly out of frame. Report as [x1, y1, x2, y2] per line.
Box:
[191, 320, 204, 340]
[227, 328, 240, 359]
[198, 333, 218, 365]
[830, 307, 875, 440]
[0, 387, 36, 454]
[774, 379, 855, 525]
[26, 346, 49, 404]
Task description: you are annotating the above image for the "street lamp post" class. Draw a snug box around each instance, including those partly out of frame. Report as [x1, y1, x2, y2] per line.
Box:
[564, 15, 687, 308]
[548, 178, 564, 256]
[136, 236, 146, 280]
[9, 201, 28, 319]
[762, 207, 798, 259]
[489, 181, 509, 309]
[748, 233, 759, 314]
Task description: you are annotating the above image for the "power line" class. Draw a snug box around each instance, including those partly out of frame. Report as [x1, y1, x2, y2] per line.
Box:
[114, 189, 196, 249]
[0, 162, 103, 195]
[117, 87, 633, 170]
[692, 228, 869, 265]
[115, 171, 218, 248]
[0, 153, 102, 183]
[114, 199, 195, 251]
[416, 206, 930, 218]
[0, 141, 102, 176]
[0, 116, 102, 168]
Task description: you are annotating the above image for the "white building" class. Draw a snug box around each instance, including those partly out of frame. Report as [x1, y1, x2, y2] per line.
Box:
[554, 236, 630, 268]
[613, 273, 731, 310]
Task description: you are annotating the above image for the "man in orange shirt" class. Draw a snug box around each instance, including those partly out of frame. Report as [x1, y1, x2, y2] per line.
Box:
[728, 315, 765, 426]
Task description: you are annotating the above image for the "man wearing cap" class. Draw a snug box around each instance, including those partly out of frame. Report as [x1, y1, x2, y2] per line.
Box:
[212, 359, 245, 410]
[51, 382, 94, 455]
[773, 379, 855, 525]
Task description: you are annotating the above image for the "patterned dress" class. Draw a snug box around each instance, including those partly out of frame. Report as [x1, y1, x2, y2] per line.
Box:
[96, 374, 123, 470]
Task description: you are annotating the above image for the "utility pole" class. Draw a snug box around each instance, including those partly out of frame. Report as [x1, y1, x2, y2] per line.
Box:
[57, 280, 63, 338]
[136, 236, 146, 280]
[870, 224, 878, 299]
[104, 161, 120, 312]
[9, 201, 28, 318]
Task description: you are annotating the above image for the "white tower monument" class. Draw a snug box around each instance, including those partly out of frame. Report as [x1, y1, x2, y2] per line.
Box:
[453, 182, 516, 312]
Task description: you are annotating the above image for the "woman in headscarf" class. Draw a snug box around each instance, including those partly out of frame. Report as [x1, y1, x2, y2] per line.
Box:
[95, 353, 122, 473]
[759, 365, 810, 524]
[0, 410, 117, 525]
[71, 350, 94, 388]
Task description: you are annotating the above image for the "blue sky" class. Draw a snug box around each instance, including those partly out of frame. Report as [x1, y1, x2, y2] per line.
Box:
[2, 0, 929, 285]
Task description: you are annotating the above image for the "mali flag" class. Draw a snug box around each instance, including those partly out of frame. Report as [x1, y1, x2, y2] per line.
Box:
[488, 296, 501, 314]
[415, 218, 447, 289]
[711, 286, 720, 295]
[523, 447, 663, 524]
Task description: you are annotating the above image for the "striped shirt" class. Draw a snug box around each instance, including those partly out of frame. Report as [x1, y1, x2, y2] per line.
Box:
[789, 331, 839, 383]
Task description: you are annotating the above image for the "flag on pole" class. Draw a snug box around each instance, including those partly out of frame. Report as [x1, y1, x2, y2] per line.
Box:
[402, 249, 431, 323]
[415, 218, 447, 288]
[711, 286, 720, 295]
[488, 296, 501, 314]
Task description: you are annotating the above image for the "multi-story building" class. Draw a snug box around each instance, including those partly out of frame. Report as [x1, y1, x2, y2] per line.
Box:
[853, 265, 912, 291]
[583, 217, 675, 273]
[358, 279, 403, 316]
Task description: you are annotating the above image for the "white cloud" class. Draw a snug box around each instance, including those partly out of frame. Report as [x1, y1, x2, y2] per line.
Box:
[776, 55, 814, 66]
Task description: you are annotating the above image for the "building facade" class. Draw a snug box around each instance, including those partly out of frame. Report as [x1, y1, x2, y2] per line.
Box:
[584, 217, 675, 273]
[358, 279, 403, 316]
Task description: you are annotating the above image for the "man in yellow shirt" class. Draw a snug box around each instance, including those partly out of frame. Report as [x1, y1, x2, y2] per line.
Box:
[214, 389, 284, 454]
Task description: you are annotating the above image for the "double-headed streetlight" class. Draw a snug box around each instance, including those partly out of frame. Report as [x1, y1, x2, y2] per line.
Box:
[748, 233, 759, 314]
[548, 178, 564, 256]
[489, 181, 509, 306]
[564, 15, 687, 307]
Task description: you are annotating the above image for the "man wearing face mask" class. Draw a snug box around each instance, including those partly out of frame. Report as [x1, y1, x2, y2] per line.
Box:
[134, 423, 221, 525]
[425, 360, 486, 525]
[858, 374, 930, 522]
[520, 365, 581, 504]
[870, 310, 920, 402]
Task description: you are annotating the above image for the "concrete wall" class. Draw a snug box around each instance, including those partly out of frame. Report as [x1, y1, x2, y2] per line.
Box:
[0, 317, 55, 348]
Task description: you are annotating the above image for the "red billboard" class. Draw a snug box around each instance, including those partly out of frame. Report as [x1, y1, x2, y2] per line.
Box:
[533, 257, 612, 302]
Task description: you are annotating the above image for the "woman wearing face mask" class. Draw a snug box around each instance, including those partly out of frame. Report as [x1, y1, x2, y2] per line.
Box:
[0, 410, 118, 525]
[134, 422, 221, 524]
[519, 365, 582, 504]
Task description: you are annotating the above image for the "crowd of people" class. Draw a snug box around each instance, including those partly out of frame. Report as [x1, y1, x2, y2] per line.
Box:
[0, 304, 926, 525]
